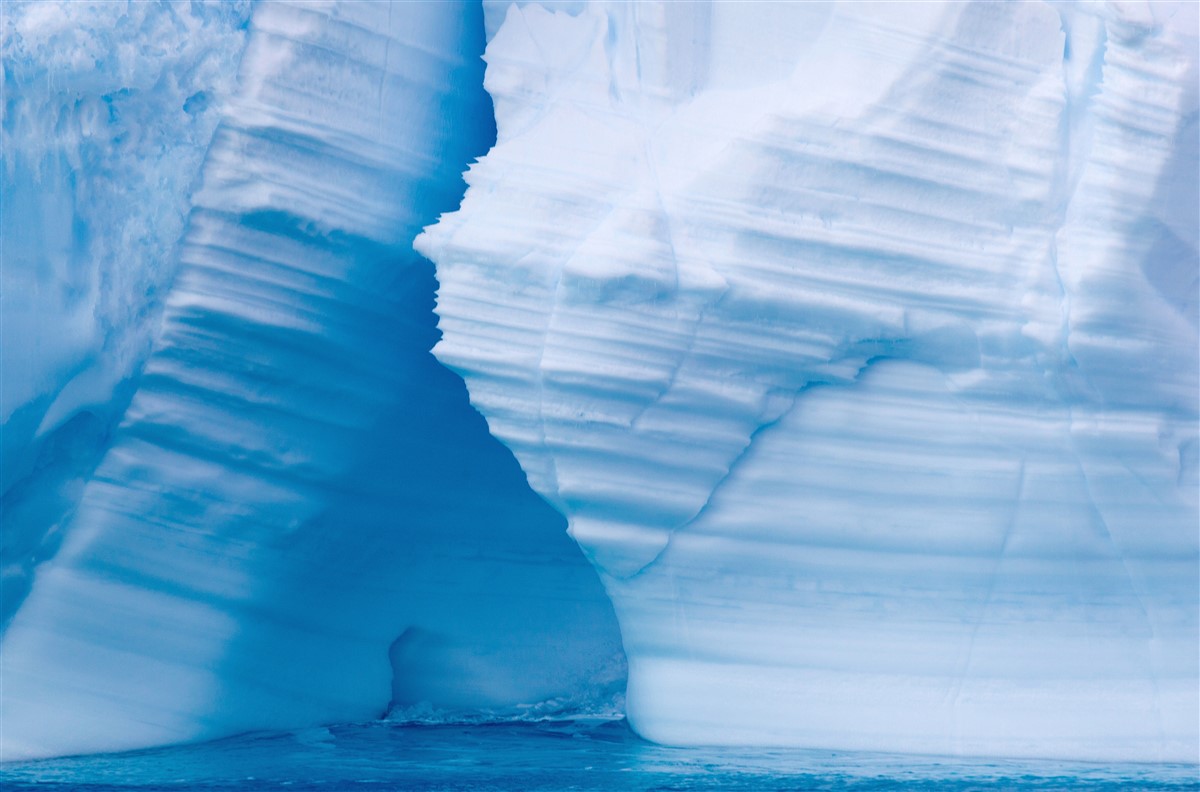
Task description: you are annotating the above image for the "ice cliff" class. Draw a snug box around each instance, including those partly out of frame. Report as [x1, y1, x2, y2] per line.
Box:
[418, 0, 1199, 762]
[3, 0, 1198, 766]
[1, 0, 622, 761]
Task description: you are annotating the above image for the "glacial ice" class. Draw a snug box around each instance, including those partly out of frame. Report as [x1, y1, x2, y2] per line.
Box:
[1, 0, 251, 629]
[1, 0, 1197, 767]
[418, 0, 1200, 762]
[1, 0, 621, 761]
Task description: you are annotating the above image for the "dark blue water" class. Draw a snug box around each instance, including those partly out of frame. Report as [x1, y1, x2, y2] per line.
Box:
[3, 719, 1197, 791]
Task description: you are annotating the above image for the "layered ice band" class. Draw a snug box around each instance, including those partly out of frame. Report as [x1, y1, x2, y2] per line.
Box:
[1, 0, 1196, 765]
[1, 1, 622, 761]
[420, 0, 1200, 761]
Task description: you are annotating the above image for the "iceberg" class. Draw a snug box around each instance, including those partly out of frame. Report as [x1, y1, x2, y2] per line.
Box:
[2, 0, 1197, 767]
[418, 0, 1199, 762]
[1, 0, 250, 630]
[1, 0, 622, 761]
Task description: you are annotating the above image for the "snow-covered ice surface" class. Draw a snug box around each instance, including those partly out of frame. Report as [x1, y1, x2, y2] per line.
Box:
[418, 0, 1200, 762]
[1, 0, 622, 762]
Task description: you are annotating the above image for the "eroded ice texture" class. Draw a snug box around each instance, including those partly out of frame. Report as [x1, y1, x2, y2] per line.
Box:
[1, 0, 622, 761]
[418, 0, 1200, 761]
[1, 0, 251, 630]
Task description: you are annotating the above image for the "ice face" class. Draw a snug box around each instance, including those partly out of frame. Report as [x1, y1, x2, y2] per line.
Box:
[3, 0, 1197, 766]
[418, 1, 1199, 761]
[1, 0, 251, 629]
[0, 0, 622, 761]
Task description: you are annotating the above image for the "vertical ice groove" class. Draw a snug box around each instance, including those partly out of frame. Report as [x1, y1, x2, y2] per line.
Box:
[421, 0, 1199, 760]
[2, 0, 623, 761]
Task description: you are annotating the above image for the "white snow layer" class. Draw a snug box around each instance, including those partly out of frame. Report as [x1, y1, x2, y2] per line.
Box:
[418, 0, 1200, 762]
[1, 0, 622, 761]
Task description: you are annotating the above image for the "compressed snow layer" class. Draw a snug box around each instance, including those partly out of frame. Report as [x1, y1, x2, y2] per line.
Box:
[419, 0, 1200, 761]
[1, 0, 622, 761]
[0, 0, 251, 629]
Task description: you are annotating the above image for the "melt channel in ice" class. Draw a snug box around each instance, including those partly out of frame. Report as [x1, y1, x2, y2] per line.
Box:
[0, 0, 623, 761]
[418, 0, 1200, 762]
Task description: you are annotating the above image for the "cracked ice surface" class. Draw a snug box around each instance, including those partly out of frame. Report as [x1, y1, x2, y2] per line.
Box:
[419, 0, 1199, 760]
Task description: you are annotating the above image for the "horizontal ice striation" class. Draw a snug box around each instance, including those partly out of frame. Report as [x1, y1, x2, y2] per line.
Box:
[1, 0, 250, 630]
[419, 0, 1199, 761]
[1, 0, 622, 761]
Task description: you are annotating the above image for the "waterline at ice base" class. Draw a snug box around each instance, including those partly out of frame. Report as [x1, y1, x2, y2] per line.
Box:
[1, 0, 1197, 771]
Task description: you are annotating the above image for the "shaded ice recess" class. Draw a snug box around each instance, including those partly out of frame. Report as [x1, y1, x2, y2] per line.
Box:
[419, 0, 1200, 762]
[1, 0, 622, 761]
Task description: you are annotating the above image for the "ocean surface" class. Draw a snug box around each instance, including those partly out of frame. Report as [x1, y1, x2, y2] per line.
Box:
[3, 719, 1198, 791]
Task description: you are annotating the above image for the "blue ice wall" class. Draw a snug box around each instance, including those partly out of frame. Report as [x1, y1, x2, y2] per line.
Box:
[1, 0, 252, 629]
[1, 0, 623, 760]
